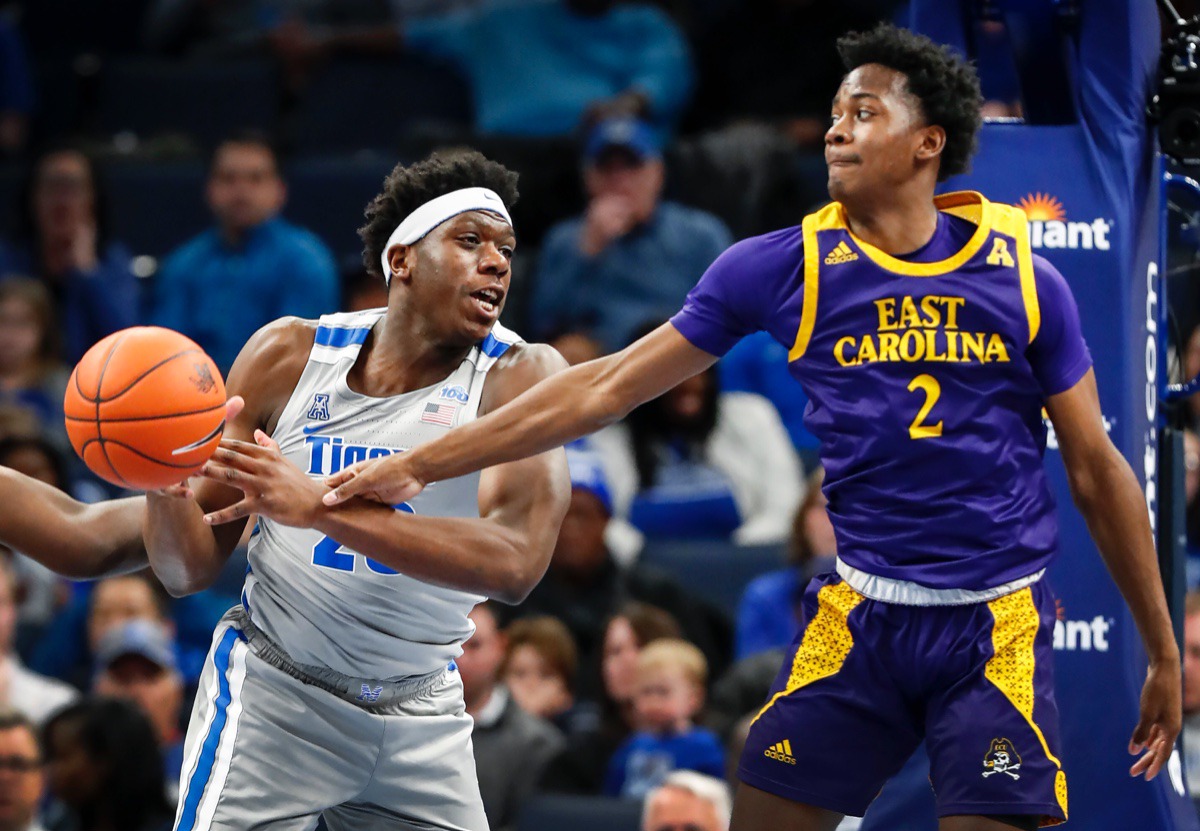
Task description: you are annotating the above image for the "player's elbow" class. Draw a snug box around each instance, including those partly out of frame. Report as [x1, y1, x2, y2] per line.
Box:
[490, 551, 546, 605]
[1064, 444, 1122, 516]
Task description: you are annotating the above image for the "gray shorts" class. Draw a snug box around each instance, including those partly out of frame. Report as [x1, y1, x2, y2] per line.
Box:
[172, 607, 488, 831]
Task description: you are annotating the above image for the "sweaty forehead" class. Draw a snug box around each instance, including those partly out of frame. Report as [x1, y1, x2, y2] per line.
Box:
[439, 210, 515, 239]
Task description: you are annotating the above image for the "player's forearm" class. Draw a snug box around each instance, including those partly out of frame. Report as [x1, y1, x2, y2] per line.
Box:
[143, 495, 230, 596]
[1070, 445, 1177, 662]
[312, 503, 547, 603]
[410, 355, 628, 487]
[0, 470, 147, 578]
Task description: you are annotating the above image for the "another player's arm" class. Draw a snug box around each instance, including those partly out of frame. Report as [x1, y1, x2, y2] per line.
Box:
[315, 343, 572, 602]
[1045, 369, 1181, 779]
[0, 468, 146, 578]
[143, 319, 309, 596]
[324, 323, 719, 506]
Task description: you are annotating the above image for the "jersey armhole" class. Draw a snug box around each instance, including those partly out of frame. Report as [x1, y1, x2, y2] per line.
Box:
[788, 213, 821, 361]
[990, 205, 1040, 345]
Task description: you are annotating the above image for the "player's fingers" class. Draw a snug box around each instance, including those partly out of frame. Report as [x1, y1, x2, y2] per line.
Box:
[323, 464, 371, 503]
[203, 499, 254, 525]
[199, 459, 254, 487]
[223, 395, 245, 423]
[253, 429, 280, 452]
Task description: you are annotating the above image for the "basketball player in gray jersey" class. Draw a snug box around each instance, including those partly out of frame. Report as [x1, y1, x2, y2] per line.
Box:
[141, 151, 570, 831]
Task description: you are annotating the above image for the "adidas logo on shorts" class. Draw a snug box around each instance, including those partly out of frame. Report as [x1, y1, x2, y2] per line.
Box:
[824, 241, 858, 265]
[764, 740, 797, 765]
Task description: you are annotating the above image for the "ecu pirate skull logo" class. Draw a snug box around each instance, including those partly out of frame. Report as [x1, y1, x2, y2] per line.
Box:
[982, 738, 1022, 780]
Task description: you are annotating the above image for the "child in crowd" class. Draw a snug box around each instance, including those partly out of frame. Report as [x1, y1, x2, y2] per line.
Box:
[503, 616, 578, 729]
[604, 639, 725, 798]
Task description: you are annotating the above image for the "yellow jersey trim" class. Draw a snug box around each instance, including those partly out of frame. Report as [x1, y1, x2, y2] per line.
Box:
[751, 581, 864, 725]
[985, 588, 1068, 823]
[815, 190, 995, 278]
[989, 203, 1041, 344]
[789, 211, 823, 361]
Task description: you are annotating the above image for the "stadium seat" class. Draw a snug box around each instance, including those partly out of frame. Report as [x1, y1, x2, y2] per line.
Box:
[97, 59, 279, 146]
[102, 160, 209, 259]
[284, 154, 405, 264]
[516, 795, 643, 831]
[638, 539, 788, 618]
[288, 57, 472, 154]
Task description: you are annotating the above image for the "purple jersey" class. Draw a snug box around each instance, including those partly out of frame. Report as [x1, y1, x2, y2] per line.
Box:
[672, 192, 1092, 591]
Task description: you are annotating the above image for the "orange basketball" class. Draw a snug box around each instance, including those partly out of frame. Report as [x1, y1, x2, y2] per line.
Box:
[64, 327, 228, 490]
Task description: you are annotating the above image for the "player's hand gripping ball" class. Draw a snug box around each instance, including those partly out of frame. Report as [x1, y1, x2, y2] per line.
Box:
[64, 327, 228, 490]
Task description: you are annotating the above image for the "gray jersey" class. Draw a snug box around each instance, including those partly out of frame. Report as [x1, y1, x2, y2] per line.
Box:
[242, 309, 522, 680]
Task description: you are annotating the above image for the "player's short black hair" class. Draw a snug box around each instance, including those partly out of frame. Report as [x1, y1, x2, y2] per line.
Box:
[837, 23, 983, 181]
[359, 150, 520, 281]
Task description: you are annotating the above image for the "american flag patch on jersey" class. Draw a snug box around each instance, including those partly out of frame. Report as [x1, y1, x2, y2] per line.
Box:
[421, 402, 457, 426]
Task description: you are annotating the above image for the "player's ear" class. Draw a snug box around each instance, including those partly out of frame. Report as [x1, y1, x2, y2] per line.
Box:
[387, 244, 412, 282]
[915, 124, 946, 164]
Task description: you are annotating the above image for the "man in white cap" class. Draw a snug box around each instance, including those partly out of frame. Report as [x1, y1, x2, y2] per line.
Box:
[136, 149, 570, 831]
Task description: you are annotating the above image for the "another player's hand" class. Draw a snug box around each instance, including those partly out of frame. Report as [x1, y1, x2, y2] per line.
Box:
[199, 430, 325, 528]
[1128, 656, 1182, 781]
[321, 452, 425, 507]
[148, 396, 246, 501]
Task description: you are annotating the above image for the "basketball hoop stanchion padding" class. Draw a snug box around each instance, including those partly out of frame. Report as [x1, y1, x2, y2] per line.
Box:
[864, 2, 1200, 829]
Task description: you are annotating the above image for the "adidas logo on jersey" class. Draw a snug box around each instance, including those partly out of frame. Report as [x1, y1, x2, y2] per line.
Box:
[764, 740, 797, 765]
[824, 241, 858, 265]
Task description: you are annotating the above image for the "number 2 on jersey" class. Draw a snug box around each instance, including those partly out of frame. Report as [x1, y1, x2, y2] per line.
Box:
[310, 503, 413, 575]
[907, 374, 943, 439]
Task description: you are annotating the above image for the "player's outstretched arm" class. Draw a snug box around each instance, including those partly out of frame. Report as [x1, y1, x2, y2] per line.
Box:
[323, 323, 719, 506]
[0, 468, 146, 578]
[144, 319, 309, 596]
[1045, 369, 1181, 781]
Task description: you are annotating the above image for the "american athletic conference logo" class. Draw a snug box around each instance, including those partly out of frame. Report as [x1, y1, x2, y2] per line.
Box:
[307, 393, 331, 421]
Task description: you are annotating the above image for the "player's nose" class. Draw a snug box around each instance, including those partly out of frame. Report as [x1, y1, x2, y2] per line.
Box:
[478, 242, 509, 274]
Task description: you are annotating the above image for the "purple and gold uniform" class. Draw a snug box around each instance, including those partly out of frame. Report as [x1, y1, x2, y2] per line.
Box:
[671, 192, 1091, 825]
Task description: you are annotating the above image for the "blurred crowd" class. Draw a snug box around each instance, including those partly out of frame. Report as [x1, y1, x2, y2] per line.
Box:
[0, 1, 1171, 830]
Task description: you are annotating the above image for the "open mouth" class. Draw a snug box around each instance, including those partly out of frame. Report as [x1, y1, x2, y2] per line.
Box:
[470, 287, 504, 314]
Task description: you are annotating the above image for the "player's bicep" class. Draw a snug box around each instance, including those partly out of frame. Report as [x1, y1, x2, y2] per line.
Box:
[477, 447, 570, 562]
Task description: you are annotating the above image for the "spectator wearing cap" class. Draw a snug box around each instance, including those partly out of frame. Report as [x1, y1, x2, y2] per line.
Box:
[532, 118, 732, 355]
[151, 131, 338, 373]
[0, 711, 47, 831]
[642, 771, 730, 831]
[92, 620, 185, 798]
[504, 444, 730, 698]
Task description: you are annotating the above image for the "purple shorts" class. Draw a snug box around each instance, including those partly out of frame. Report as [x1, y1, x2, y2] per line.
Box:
[738, 573, 1068, 825]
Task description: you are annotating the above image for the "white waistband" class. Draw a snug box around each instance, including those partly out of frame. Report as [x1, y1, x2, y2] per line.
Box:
[835, 558, 1044, 606]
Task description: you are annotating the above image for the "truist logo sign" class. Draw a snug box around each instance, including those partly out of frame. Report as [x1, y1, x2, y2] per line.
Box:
[1018, 192, 1112, 251]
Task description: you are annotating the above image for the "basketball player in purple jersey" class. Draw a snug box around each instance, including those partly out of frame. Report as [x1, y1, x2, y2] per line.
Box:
[309, 23, 1177, 831]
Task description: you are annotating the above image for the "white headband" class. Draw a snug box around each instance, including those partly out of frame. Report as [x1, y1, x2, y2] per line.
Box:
[380, 187, 513, 283]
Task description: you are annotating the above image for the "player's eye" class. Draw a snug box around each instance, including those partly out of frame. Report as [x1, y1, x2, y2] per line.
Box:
[459, 234, 480, 246]
[857, 109, 873, 120]
[499, 246, 514, 259]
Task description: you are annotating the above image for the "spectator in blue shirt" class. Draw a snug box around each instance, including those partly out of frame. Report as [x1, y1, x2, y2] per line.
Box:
[0, 146, 141, 363]
[271, 0, 693, 138]
[604, 638, 724, 798]
[151, 132, 338, 372]
[404, 0, 693, 136]
[533, 118, 731, 354]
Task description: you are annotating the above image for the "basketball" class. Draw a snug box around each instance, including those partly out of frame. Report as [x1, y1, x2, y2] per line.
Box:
[63, 327, 228, 490]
